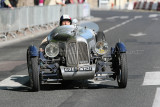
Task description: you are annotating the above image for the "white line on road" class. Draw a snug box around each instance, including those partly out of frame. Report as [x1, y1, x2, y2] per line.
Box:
[0, 75, 29, 90]
[149, 14, 159, 18]
[106, 16, 119, 20]
[130, 32, 146, 37]
[134, 16, 143, 19]
[152, 18, 159, 21]
[142, 72, 160, 107]
[120, 16, 129, 19]
[142, 71, 160, 86]
[152, 88, 160, 107]
[104, 16, 142, 33]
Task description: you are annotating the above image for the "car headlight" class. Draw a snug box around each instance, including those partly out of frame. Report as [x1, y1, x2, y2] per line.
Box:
[95, 41, 108, 55]
[45, 43, 59, 58]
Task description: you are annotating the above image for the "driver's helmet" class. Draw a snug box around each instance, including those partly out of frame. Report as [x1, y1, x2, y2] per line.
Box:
[60, 14, 72, 26]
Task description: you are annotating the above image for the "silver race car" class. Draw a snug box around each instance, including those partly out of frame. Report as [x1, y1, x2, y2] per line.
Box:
[27, 21, 128, 91]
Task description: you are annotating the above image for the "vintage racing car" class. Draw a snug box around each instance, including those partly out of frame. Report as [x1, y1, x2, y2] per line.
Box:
[27, 21, 128, 91]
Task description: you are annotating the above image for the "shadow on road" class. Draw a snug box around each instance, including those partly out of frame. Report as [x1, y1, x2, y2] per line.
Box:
[0, 76, 119, 92]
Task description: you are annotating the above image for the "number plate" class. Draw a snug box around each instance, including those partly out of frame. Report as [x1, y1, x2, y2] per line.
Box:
[64, 66, 92, 72]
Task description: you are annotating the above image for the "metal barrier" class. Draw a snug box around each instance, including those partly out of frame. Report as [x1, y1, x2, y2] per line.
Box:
[0, 3, 90, 41]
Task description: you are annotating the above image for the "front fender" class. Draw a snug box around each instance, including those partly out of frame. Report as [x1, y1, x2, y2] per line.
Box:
[115, 42, 127, 53]
[28, 45, 38, 57]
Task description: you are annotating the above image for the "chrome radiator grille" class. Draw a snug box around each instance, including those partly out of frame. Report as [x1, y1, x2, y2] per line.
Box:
[67, 42, 89, 66]
[67, 42, 78, 65]
[78, 42, 89, 64]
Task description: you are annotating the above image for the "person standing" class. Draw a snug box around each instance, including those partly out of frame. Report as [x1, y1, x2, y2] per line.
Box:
[45, 0, 66, 6]
[65, 0, 74, 4]
[77, 0, 84, 4]
[0, 0, 14, 9]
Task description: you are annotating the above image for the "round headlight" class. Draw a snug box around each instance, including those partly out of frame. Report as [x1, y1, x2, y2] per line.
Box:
[95, 41, 108, 55]
[45, 43, 59, 58]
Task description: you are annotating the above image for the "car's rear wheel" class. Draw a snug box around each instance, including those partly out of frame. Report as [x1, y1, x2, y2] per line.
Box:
[96, 31, 106, 42]
[30, 57, 40, 92]
[117, 53, 128, 88]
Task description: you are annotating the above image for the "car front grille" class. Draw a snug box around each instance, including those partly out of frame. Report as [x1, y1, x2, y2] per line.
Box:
[78, 42, 89, 64]
[67, 42, 78, 66]
[67, 42, 89, 66]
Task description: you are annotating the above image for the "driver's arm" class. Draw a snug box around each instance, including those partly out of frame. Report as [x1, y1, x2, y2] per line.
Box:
[40, 37, 48, 52]
[41, 37, 47, 44]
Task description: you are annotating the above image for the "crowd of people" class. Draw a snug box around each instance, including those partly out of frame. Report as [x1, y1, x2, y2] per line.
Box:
[44, 0, 85, 6]
[0, 0, 85, 9]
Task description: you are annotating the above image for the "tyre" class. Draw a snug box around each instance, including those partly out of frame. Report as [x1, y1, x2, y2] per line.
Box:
[117, 53, 128, 88]
[30, 57, 40, 92]
[27, 49, 33, 87]
[26, 49, 31, 71]
[96, 31, 106, 42]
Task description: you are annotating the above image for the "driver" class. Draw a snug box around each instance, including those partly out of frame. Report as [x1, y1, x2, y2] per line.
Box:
[40, 14, 72, 52]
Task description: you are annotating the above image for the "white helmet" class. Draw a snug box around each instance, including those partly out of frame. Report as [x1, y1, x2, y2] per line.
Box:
[60, 14, 72, 26]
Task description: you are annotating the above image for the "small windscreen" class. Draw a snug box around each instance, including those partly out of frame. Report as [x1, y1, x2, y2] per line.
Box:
[79, 21, 99, 33]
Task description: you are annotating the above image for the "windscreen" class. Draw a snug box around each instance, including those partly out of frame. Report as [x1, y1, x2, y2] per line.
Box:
[79, 21, 99, 33]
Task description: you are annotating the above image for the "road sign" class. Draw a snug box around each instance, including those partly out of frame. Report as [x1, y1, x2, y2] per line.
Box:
[99, 0, 109, 8]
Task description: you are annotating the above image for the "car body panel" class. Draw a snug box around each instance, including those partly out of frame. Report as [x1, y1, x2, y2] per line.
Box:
[29, 45, 38, 57]
[116, 42, 127, 53]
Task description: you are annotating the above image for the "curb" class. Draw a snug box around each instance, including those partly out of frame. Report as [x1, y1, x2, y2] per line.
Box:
[0, 29, 52, 48]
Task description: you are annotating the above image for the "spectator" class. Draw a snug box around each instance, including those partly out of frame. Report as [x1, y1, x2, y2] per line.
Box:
[0, 0, 14, 9]
[56, 0, 66, 6]
[65, 0, 74, 4]
[77, 0, 84, 4]
[45, 0, 66, 6]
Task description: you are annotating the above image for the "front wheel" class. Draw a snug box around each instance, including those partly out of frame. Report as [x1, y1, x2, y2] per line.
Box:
[30, 57, 40, 92]
[117, 53, 128, 88]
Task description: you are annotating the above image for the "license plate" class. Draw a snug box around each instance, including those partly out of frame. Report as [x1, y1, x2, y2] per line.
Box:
[64, 66, 92, 72]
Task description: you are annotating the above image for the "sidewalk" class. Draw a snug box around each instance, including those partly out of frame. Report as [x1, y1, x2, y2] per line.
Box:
[0, 27, 53, 48]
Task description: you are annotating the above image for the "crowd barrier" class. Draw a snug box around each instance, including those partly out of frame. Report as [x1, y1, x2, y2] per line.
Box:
[0, 3, 90, 41]
[125, 1, 160, 12]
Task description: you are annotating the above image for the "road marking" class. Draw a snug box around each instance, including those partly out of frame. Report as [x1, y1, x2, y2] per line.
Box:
[106, 16, 119, 20]
[120, 16, 129, 19]
[130, 32, 146, 37]
[142, 71, 160, 86]
[149, 14, 159, 18]
[0, 75, 29, 90]
[89, 17, 103, 22]
[152, 18, 159, 21]
[152, 88, 160, 107]
[106, 16, 129, 20]
[104, 16, 142, 33]
[134, 16, 143, 19]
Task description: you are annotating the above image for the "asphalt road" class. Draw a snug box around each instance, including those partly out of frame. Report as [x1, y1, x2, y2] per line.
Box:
[1, 10, 160, 107]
